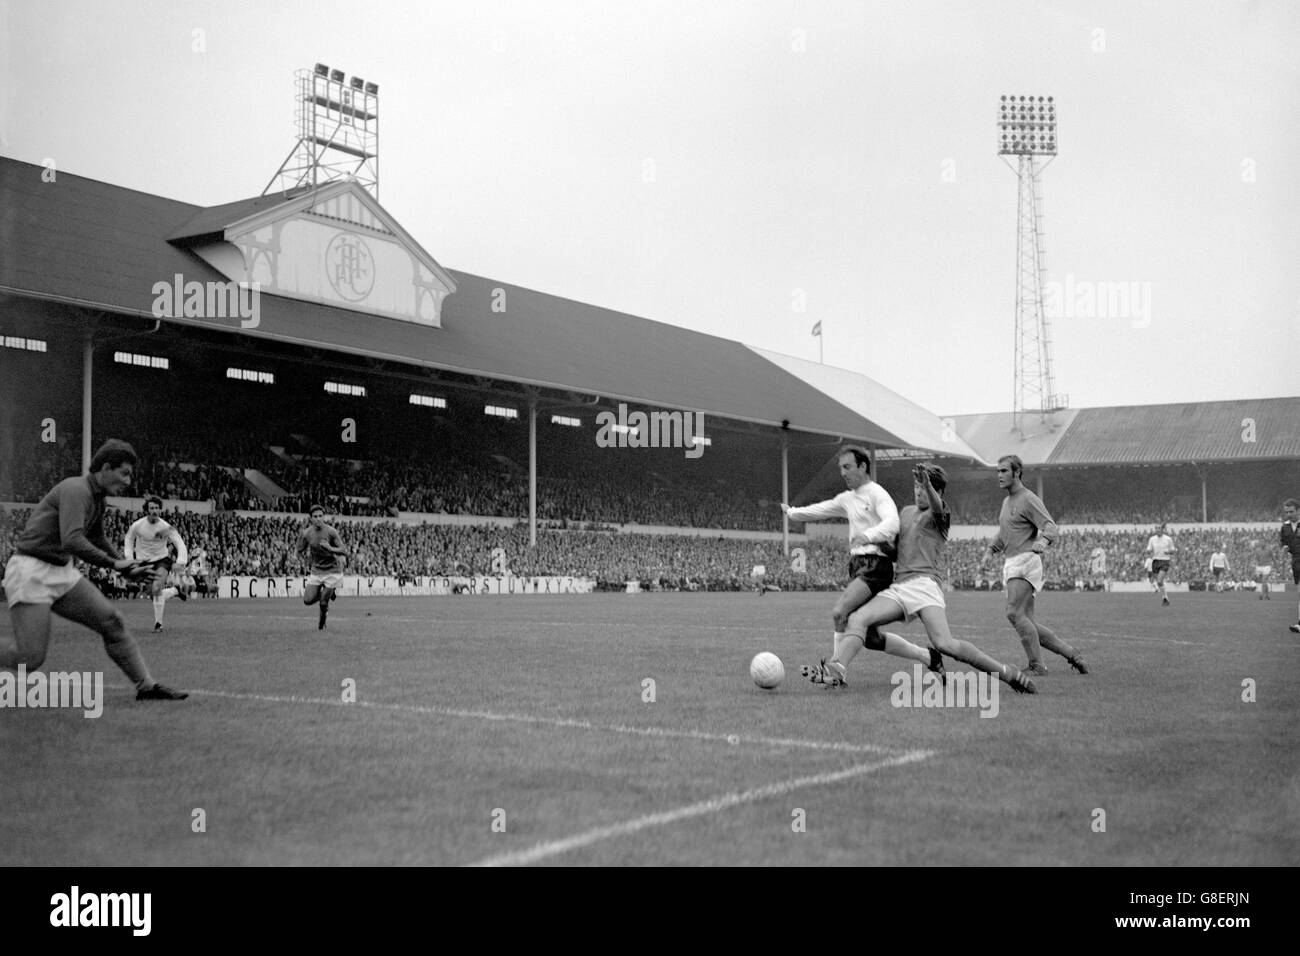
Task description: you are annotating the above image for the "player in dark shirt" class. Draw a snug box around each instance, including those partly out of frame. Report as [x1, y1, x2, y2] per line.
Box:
[1281, 498, 1300, 634]
[985, 454, 1088, 675]
[297, 504, 348, 630]
[1, 439, 187, 700]
[808, 464, 1036, 695]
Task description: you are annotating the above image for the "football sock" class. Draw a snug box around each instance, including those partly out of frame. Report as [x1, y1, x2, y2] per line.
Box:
[834, 636, 860, 669]
[161, 587, 178, 600]
[1034, 622, 1076, 660]
[100, 621, 153, 689]
[153, 597, 165, 625]
[1011, 616, 1043, 662]
[945, 639, 1004, 676]
[881, 631, 931, 664]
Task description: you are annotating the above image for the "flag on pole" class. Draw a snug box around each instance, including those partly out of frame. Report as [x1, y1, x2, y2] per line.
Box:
[811, 321, 822, 337]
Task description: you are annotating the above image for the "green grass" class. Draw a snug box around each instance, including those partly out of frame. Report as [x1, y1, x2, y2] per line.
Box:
[2, 590, 1297, 866]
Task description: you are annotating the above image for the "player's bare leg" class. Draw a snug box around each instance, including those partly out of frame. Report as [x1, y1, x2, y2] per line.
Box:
[150, 568, 172, 630]
[813, 598, 941, 686]
[916, 606, 1035, 693]
[830, 577, 874, 657]
[50, 579, 163, 692]
[1005, 578, 1046, 670]
[1, 603, 55, 668]
[1022, 592, 1084, 671]
[303, 584, 322, 606]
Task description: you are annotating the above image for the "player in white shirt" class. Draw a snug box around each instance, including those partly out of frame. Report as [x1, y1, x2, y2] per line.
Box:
[1146, 524, 1176, 606]
[782, 447, 942, 681]
[125, 497, 191, 631]
[1208, 547, 1230, 593]
[1089, 546, 1108, 590]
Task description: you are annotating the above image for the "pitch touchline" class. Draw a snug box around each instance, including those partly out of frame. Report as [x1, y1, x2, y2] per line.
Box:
[151, 687, 903, 755]
[466, 749, 935, 867]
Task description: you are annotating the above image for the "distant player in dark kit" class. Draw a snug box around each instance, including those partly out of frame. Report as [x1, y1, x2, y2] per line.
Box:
[1, 439, 187, 700]
[299, 505, 347, 629]
[986, 454, 1088, 676]
[1281, 498, 1300, 633]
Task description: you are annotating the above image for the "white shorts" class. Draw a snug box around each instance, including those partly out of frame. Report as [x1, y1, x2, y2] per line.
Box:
[874, 575, 946, 623]
[1003, 552, 1045, 593]
[4, 554, 83, 608]
[306, 571, 344, 590]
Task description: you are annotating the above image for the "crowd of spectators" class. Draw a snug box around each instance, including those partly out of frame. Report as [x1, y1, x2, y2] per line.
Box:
[2, 505, 1292, 595]
[3, 410, 1290, 530]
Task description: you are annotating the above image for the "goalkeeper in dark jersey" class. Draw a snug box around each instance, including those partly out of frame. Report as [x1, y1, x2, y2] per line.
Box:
[1, 439, 187, 700]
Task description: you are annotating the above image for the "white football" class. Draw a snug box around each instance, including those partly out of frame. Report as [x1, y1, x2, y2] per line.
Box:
[750, 652, 784, 690]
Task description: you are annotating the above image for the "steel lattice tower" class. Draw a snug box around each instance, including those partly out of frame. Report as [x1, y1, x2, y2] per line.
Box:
[998, 95, 1066, 437]
[265, 64, 380, 199]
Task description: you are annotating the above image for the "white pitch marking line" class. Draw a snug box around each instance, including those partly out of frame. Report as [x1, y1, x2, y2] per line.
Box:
[466, 749, 935, 867]
[170, 687, 904, 755]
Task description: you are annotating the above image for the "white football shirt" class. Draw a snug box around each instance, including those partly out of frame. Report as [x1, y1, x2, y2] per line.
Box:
[125, 517, 189, 565]
[1146, 534, 1175, 561]
[785, 482, 900, 556]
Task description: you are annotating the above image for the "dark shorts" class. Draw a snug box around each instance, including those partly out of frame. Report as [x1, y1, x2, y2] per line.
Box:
[1151, 559, 1170, 574]
[848, 554, 894, 594]
[1212, 567, 1223, 578]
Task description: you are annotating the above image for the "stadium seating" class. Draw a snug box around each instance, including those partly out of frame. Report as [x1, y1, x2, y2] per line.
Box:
[0, 505, 1290, 594]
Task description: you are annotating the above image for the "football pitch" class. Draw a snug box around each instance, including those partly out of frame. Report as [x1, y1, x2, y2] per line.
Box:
[3, 590, 1297, 867]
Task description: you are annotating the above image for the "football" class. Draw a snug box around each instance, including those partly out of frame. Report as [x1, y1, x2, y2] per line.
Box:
[750, 651, 784, 690]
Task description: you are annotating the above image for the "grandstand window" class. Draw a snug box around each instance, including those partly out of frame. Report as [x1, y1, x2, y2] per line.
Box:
[2, 336, 46, 352]
[485, 405, 519, 420]
[551, 415, 581, 427]
[409, 393, 447, 409]
[114, 351, 169, 370]
[226, 367, 275, 385]
[324, 381, 367, 397]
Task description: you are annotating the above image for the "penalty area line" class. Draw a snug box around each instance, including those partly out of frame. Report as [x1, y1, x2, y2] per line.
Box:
[134, 686, 903, 756]
[466, 749, 935, 867]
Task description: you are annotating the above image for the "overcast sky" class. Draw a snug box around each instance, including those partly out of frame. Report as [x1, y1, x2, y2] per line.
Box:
[2, 0, 1296, 416]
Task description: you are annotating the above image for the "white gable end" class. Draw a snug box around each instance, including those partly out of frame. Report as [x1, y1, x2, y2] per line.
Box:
[189, 181, 454, 327]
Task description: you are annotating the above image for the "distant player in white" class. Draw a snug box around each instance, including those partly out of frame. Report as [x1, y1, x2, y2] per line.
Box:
[1146, 523, 1175, 606]
[125, 497, 190, 631]
[188, 546, 212, 597]
[1209, 547, 1229, 594]
[1089, 546, 1108, 590]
